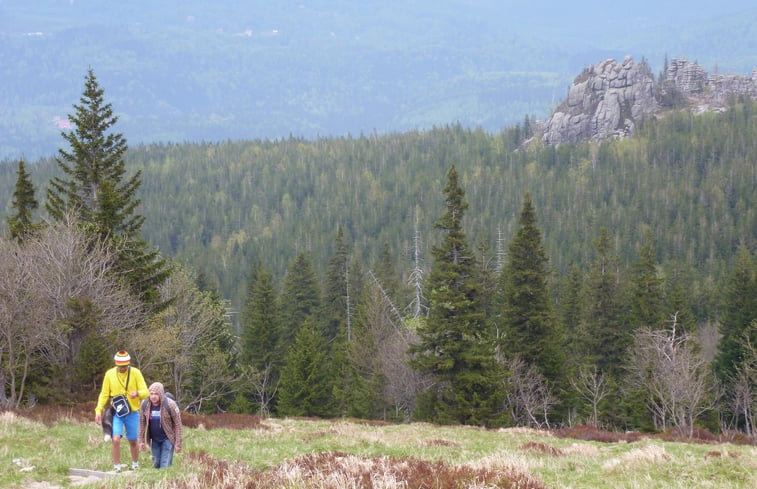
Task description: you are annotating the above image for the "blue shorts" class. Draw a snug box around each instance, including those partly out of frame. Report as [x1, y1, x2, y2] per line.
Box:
[112, 411, 139, 441]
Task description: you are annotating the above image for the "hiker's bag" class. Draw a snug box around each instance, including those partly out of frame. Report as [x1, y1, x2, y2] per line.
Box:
[111, 394, 130, 417]
[111, 366, 131, 417]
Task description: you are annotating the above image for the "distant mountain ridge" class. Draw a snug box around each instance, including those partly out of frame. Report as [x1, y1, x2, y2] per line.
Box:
[541, 56, 757, 144]
[2, 1, 757, 161]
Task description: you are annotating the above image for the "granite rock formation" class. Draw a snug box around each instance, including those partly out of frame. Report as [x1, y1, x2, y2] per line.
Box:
[541, 56, 757, 144]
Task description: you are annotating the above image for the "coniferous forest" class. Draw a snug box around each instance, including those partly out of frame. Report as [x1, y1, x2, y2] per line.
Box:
[0, 73, 755, 435]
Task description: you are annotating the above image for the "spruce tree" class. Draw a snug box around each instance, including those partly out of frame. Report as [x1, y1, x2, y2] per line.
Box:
[714, 246, 757, 385]
[46, 69, 141, 237]
[628, 231, 665, 329]
[321, 225, 349, 342]
[498, 193, 564, 384]
[45, 68, 169, 310]
[277, 251, 321, 360]
[410, 165, 503, 427]
[579, 228, 627, 378]
[560, 264, 584, 366]
[7, 159, 39, 243]
[240, 264, 279, 371]
[277, 318, 334, 417]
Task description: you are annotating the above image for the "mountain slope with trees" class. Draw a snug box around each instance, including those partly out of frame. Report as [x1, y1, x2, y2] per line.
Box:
[1, 84, 755, 433]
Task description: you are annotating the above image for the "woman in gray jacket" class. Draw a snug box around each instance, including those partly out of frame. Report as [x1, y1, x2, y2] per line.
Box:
[138, 382, 183, 468]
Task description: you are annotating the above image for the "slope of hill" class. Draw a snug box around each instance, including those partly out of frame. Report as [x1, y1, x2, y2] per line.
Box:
[3, 406, 756, 488]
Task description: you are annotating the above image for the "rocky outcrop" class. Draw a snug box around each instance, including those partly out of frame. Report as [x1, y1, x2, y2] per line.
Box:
[541, 56, 757, 144]
[662, 58, 757, 112]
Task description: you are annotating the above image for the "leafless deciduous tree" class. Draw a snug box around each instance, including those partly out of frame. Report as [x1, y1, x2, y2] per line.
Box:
[1, 217, 144, 407]
[237, 363, 279, 418]
[627, 314, 717, 436]
[358, 276, 427, 420]
[504, 357, 556, 428]
[570, 365, 609, 427]
[727, 327, 756, 436]
[131, 266, 231, 413]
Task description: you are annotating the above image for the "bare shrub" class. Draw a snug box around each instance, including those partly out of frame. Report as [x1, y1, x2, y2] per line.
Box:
[626, 315, 717, 435]
[569, 365, 609, 427]
[1, 217, 145, 407]
[504, 357, 556, 428]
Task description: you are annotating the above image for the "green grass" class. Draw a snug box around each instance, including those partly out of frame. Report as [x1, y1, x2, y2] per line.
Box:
[1, 410, 755, 488]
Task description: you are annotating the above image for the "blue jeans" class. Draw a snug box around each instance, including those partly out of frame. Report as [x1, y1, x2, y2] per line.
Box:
[150, 438, 174, 468]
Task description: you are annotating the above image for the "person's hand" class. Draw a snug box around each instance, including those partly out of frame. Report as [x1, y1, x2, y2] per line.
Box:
[95, 414, 101, 425]
[138, 442, 146, 451]
[129, 390, 138, 398]
[175, 446, 181, 454]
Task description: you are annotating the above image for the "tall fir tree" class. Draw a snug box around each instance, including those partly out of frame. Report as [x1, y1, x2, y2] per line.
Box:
[277, 318, 335, 417]
[498, 193, 564, 384]
[7, 159, 39, 243]
[45, 68, 170, 310]
[578, 228, 628, 378]
[628, 231, 665, 329]
[321, 225, 349, 342]
[46, 69, 141, 237]
[410, 165, 503, 427]
[714, 245, 757, 385]
[560, 264, 584, 368]
[277, 251, 321, 360]
[240, 263, 279, 371]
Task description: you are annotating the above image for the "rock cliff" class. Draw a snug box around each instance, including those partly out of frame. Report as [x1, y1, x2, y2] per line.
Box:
[541, 56, 757, 144]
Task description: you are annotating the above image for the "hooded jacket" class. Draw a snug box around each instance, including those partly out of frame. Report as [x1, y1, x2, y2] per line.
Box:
[138, 382, 183, 451]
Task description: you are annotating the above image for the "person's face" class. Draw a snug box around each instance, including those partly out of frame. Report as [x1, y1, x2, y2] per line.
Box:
[149, 390, 160, 405]
[117, 365, 128, 373]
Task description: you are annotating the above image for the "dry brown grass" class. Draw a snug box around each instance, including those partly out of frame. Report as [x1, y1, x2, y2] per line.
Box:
[519, 441, 563, 456]
[174, 450, 547, 489]
[601, 444, 670, 472]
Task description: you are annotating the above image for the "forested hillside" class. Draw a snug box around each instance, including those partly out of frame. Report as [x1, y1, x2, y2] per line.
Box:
[1, 100, 755, 322]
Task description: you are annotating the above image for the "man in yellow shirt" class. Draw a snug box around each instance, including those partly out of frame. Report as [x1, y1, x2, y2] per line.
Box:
[94, 351, 148, 472]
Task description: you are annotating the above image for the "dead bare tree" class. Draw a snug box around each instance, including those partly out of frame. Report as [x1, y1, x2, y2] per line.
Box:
[359, 274, 427, 420]
[570, 365, 609, 427]
[405, 210, 428, 319]
[504, 357, 556, 428]
[627, 313, 717, 436]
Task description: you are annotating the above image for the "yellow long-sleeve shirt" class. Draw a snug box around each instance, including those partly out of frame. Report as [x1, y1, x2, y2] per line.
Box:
[95, 366, 149, 415]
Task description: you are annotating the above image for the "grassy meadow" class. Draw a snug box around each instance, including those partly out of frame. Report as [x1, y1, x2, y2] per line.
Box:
[1, 405, 755, 488]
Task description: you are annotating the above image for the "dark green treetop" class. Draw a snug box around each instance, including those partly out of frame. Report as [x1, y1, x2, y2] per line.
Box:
[7, 159, 40, 243]
[46, 68, 142, 238]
